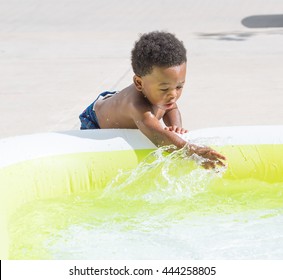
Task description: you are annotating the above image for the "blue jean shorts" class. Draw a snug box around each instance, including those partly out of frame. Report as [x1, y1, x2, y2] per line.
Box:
[79, 91, 116, 130]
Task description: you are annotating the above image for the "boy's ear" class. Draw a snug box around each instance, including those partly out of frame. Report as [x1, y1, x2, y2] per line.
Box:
[133, 75, 143, 91]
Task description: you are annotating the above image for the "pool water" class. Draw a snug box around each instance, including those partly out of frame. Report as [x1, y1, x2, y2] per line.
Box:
[9, 147, 283, 259]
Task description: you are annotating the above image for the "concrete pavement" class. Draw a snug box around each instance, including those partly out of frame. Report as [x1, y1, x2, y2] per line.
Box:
[0, 0, 282, 138]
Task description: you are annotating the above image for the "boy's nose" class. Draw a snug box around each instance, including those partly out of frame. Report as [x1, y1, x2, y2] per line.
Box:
[169, 89, 177, 99]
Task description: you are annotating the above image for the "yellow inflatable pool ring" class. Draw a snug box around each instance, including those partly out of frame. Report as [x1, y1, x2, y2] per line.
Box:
[0, 126, 283, 259]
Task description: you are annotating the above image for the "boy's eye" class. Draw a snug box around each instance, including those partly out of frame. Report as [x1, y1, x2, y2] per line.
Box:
[160, 88, 169, 92]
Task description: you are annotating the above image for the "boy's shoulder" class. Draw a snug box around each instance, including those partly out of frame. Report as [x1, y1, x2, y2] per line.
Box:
[118, 84, 153, 111]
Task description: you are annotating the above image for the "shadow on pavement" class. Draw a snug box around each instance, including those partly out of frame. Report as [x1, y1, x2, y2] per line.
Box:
[242, 14, 283, 28]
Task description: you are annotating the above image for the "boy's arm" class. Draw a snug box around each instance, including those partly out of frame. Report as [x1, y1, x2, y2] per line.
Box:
[135, 111, 226, 169]
[139, 111, 187, 148]
[163, 105, 182, 127]
[163, 105, 188, 134]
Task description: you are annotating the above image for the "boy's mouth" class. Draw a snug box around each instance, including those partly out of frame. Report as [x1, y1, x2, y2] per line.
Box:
[164, 102, 174, 109]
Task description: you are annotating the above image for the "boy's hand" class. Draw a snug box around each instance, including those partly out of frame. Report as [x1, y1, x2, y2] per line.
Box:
[187, 144, 227, 169]
[164, 125, 188, 134]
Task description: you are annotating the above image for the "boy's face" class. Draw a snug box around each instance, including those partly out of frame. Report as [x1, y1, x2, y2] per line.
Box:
[135, 63, 186, 110]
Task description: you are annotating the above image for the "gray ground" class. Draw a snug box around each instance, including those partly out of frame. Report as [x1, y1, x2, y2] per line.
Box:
[0, 0, 282, 138]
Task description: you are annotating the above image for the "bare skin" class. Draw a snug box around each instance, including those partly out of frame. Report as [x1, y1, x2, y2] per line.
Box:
[95, 63, 226, 169]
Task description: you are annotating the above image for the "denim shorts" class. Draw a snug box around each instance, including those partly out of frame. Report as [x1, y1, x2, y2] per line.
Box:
[79, 91, 116, 130]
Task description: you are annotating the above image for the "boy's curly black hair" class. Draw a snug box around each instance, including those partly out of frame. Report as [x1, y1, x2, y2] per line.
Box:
[131, 31, 187, 77]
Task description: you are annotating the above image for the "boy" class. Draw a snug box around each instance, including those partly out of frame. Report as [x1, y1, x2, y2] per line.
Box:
[79, 31, 226, 169]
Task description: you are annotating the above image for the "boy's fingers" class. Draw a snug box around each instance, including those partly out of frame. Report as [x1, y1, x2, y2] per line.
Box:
[203, 161, 216, 169]
[203, 159, 226, 169]
[211, 150, 226, 160]
[216, 160, 226, 167]
[216, 153, 227, 160]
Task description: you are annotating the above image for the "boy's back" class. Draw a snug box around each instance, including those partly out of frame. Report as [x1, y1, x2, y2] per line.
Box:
[95, 84, 155, 129]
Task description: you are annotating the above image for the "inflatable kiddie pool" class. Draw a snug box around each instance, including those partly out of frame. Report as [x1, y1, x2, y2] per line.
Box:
[1, 126, 283, 259]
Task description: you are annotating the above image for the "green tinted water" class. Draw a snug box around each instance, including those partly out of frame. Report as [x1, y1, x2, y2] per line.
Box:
[9, 147, 283, 259]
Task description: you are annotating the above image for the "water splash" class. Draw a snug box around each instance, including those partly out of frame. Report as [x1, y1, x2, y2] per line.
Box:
[101, 145, 227, 203]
